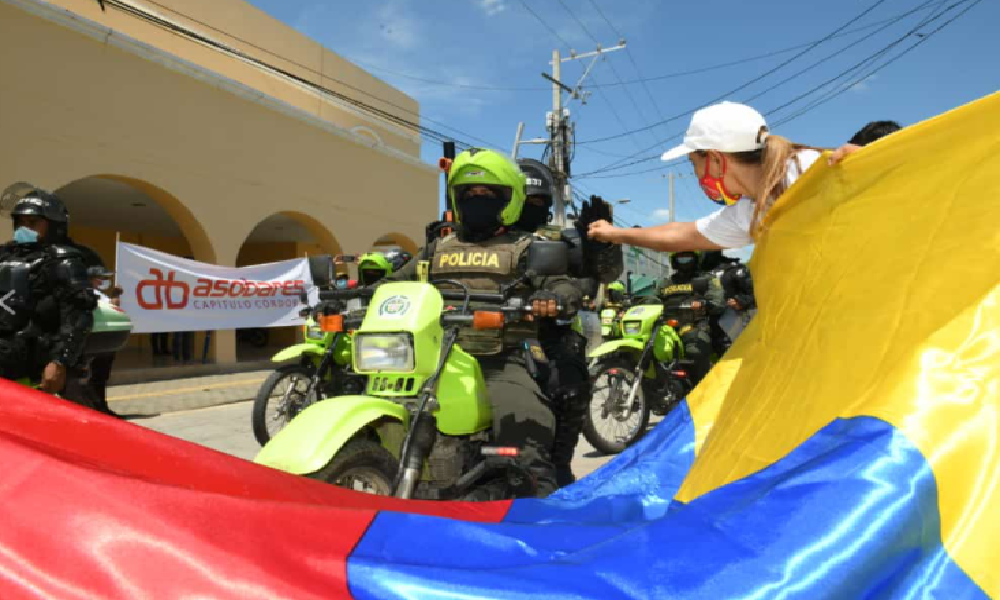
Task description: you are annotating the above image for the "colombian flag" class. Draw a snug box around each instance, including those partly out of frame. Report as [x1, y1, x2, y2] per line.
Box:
[1, 90, 999, 599]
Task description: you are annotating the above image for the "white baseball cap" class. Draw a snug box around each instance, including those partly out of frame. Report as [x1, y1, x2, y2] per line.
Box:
[661, 101, 769, 161]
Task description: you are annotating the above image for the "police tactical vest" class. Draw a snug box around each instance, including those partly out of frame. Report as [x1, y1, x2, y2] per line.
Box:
[659, 275, 711, 324]
[431, 233, 536, 356]
[0, 249, 46, 334]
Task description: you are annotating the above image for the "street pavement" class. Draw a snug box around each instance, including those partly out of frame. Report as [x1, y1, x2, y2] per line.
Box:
[134, 399, 622, 481]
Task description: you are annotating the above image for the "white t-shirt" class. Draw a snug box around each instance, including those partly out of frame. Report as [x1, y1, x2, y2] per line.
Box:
[695, 149, 821, 248]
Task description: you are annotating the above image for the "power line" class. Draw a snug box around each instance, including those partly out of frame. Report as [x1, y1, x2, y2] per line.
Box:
[556, 0, 667, 153]
[327, 3, 948, 93]
[575, 0, 894, 146]
[578, 160, 685, 180]
[574, 0, 968, 178]
[550, 0, 660, 154]
[585, 0, 674, 145]
[516, 0, 573, 48]
[110, 0, 502, 150]
[739, 0, 943, 108]
[773, 0, 984, 128]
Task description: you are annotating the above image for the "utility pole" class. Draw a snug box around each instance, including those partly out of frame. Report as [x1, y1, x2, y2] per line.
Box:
[535, 41, 626, 227]
[549, 49, 567, 226]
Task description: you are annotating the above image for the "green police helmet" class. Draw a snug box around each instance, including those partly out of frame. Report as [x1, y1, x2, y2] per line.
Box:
[447, 148, 527, 227]
[358, 252, 392, 286]
[359, 252, 392, 274]
[607, 281, 626, 292]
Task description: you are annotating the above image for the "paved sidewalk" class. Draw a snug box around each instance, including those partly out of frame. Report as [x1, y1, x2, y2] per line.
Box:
[108, 370, 271, 416]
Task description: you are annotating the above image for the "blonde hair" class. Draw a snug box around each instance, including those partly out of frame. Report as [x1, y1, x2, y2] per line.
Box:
[728, 134, 819, 238]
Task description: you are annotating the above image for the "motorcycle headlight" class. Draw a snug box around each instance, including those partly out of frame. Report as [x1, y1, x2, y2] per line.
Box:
[355, 333, 414, 372]
[623, 321, 642, 336]
[304, 323, 324, 340]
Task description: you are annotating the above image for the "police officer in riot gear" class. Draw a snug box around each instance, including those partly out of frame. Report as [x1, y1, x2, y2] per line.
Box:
[514, 157, 593, 487]
[0, 189, 96, 397]
[389, 148, 583, 497]
[659, 251, 724, 387]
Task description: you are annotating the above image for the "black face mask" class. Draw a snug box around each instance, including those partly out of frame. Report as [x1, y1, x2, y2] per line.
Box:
[360, 269, 385, 286]
[518, 202, 551, 232]
[457, 195, 506, 240]
[672, 255, 698, 273]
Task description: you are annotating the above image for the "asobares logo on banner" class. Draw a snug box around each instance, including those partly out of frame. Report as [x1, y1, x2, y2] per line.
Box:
[136, 268, 305, 311]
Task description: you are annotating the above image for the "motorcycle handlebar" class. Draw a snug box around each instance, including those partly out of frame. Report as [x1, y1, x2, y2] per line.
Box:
[318, 287, 506, 304]
[318, 288, 375, 301]
[438, 291, 505, 304]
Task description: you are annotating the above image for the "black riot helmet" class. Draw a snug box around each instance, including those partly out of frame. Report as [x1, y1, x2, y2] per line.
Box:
[11, 189, 70, 242]
[700, 250, 725, 271]
[516, 158, 556, 232]
[670, 250, 701, 275]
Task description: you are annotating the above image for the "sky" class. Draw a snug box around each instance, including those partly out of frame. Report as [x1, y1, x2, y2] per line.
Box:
[247, 0, 997, 259]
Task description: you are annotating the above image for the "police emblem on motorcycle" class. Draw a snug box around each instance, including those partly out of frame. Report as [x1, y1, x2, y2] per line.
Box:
[378, 295, 410, 318]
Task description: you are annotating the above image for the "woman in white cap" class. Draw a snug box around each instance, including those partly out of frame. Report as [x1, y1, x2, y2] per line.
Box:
[587, 101, 822, 250]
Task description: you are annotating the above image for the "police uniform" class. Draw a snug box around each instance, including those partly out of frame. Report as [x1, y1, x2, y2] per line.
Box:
[530, 225, 595, 486]
[0, 241, 97, 389]
[658, 270, 724, 385]
[390, 231, 582, 496]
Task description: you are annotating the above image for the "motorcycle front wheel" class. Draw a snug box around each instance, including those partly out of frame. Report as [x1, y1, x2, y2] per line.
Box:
[309, 439, 397, 495]
[252, 364, 320, 446]
[583, 357, 650, 454]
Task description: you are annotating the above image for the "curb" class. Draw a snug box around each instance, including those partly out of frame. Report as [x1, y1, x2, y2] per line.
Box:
[108, 371, 271, 416]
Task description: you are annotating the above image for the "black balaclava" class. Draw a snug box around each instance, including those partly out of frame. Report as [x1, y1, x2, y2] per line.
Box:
[517, 199, 552, 232]
[671, 252, 700, 277]
[359, 268, 386, 287]
[455, 188, 506, 242]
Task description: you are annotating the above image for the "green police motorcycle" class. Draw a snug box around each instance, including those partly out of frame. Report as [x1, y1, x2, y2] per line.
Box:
[583, 300, 702, 454]
[599, 281, 628, 338]
[251, 255, 377, 446]
[599, 307, 622, 338]
[255, 245, 567, 500]
[250, 310, 362, 445]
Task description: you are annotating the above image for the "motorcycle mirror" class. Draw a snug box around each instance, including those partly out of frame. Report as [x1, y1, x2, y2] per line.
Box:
[299, 291, 308, 304]
[526, 240, 568, 277]
[307, 255, 335, 288]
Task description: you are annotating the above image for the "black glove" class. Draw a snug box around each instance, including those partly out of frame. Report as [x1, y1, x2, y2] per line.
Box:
[731, 294, 755, 311]
[573, 195, 614, 238]
[572, 196, 623, 284]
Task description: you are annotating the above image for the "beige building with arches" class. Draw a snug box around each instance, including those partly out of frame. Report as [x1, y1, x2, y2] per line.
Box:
[0, 0, 438, 377]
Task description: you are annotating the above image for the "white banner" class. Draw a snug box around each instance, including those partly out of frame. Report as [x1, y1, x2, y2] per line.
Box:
[117, 243, 317, 333]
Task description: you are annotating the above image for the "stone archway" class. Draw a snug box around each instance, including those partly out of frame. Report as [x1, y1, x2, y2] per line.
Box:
[372, 231, 419, 255]
[54, 174, 219, 372]
[234, 211, 342, 362]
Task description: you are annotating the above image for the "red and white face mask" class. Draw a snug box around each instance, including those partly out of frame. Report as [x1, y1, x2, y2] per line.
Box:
[698, 153, 742, 206]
